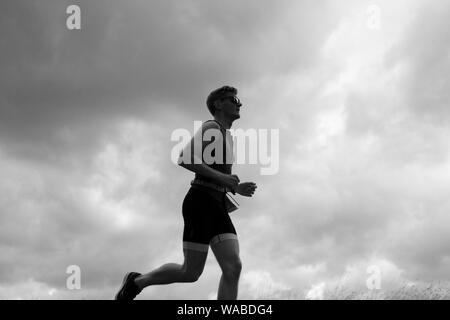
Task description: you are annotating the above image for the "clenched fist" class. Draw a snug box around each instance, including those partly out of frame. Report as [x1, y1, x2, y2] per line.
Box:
[236, 182, 257, 197]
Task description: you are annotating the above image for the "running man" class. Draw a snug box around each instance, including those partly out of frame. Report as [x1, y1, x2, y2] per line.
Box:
[115, 86, 257, 300]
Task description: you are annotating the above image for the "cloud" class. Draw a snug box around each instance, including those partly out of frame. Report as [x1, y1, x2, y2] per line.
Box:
[0, 0, 338, 162]
[229, 0, 450, 298]
[1, 0, 450, 300]
[386, 0, 450, 123]
[305, 282, 325, 300]
[241, 270, 291, 299]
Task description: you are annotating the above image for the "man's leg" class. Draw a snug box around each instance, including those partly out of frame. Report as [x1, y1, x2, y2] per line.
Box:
[211, 235, 242, 300]
[134, 247, 208, 290]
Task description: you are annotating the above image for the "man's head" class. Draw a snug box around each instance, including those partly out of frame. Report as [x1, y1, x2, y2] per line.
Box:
[206, 86, 242, 120]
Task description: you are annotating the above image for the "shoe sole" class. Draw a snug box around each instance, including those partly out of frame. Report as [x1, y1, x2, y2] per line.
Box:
[114, 272, 135, 300]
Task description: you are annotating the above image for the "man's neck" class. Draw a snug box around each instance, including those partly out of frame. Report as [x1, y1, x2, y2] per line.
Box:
[213, 115, 233, 130]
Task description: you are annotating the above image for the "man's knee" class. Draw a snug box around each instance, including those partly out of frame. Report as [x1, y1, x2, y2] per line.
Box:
[222, 257, 242, 279]
[182, 268, 203, 283]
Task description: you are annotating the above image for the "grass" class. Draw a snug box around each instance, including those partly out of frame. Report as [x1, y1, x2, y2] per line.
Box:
[323, 281, 450, 300]
[324, 282, 450, 300]
[244, 281, 450, 300]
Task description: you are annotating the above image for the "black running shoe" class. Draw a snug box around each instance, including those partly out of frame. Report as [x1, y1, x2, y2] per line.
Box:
[115, 272, 142, 300]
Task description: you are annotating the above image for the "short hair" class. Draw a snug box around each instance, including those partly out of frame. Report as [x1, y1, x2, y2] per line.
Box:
[206, 86, 238, 115]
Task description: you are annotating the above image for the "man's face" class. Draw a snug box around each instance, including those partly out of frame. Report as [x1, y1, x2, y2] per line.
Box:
[216, 94, 242, 120]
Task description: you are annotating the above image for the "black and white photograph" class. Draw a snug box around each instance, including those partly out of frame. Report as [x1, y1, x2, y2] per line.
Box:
[1, 0, 450, 304]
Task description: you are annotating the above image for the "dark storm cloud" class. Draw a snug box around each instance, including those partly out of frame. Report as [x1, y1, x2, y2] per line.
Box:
[0, 0, 343, 297]
[0, 0, 335, 163]
[5, 0, 450, 299]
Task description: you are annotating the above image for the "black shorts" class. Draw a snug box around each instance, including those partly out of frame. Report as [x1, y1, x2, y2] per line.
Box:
[182, 186, 237, 252]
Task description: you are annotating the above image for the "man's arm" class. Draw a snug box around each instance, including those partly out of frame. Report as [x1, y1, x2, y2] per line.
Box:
[178, 121, 240, 190]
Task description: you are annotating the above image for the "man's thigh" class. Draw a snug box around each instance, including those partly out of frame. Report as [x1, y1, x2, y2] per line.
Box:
[183, 247, 208, 267]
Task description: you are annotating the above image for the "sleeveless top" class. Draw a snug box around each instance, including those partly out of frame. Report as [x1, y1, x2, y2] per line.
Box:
[194, 119, 234, 184]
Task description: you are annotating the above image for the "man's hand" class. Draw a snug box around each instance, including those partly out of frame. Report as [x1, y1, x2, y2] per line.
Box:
[236, 182, 257, 197]
[217, 173, 240, 190]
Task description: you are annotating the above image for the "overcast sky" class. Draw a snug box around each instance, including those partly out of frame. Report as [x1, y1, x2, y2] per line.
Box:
[1, 0, 450, 299]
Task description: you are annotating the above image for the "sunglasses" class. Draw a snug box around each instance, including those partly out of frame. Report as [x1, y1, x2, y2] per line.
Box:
[220, 96, 241, 106]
